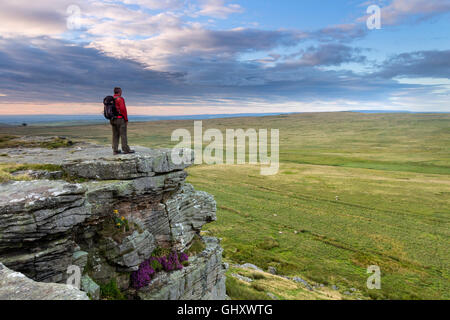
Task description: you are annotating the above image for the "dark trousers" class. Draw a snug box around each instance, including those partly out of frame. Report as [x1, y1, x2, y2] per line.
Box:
[110, 118, 131, 153]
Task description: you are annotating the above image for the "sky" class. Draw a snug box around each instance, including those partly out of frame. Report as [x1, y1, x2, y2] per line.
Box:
[0, 0, 449, 115]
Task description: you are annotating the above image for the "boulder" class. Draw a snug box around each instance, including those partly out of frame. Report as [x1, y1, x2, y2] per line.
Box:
[59, 146, 193, 180]
[231, 273, 253, 283]
[102, 231, 156, 269]
[0, 180, 89, 249]
[238, 263, 263, 272]
[268, 266, 277, 275]
[0, 142, 194, 181]
[81, 275, 100, 300]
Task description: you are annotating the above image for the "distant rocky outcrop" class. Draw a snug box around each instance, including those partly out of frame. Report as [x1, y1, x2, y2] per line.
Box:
[0, 138, 226, 300]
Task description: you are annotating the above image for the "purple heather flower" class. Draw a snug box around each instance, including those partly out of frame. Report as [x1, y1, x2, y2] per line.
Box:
[132, 251, 188, 288]
[131, 261, 155, 289]
[179, 252, 189, 262]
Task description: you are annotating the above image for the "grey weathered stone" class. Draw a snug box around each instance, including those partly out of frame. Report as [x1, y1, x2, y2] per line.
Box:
[293, 276, 309, 286]
[102, 230, 156, 269]
[72, 251, 89, 274]
[11, 170, 64, 180]
[0, 139, 223, 300]
[81, 275, 100, 300]
[0, 142, 194, 181]
[0, 263, 89, 300]
[238, 263, 263, 272]
[268, 266, 277, 275]
[165, 184, 217, 251]
[0, 180, 89, 250]
[138, 238, 226, 300]
[63, 156, 154, 180]
[1, 237, 75, 283]
[83, 172, 188, 249]
[267, 292, 279, 300]
[59, 147, 193, 180]
[85, 250, 117, 286]
[85, 171, 188, 201]
[231, 273, 253, 283]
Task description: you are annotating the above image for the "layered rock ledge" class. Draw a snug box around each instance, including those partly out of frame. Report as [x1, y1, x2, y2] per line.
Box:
[0, 140, 226, 300]
[0, 263, 89, 300]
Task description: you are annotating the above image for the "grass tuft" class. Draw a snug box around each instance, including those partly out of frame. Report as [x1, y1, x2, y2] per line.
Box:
[226, 276, 270, 300]
[100, 279, 126, 300]
[187, 234, 207, 256]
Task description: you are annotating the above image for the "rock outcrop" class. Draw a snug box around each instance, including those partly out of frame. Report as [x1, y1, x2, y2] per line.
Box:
[138, 237, 226, 300]
[0, 263, 89, 300]
[0, 140, 226, 300]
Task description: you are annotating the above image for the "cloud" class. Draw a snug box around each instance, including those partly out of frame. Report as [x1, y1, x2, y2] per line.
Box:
[197, 0, 244, 19]
[0, 37, 186, 104]
[314, 24, 368, 43]
[376, 50, 450, 79]
[88, 27, 307, 72]
[83, 4, 183, 38]
[0, 0, 78, 37]
[1, 35, 447, 114]
[285, 44, 367, 67]
[383, 0, 450, 25]
[121, 0, 185, 10]
[358, 0, 450, 26]
[0, 36, 410, 109]
[0, 0, 187, 38]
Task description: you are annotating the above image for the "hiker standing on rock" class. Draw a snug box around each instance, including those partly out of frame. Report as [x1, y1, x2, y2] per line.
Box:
[104, 87, 135, 155]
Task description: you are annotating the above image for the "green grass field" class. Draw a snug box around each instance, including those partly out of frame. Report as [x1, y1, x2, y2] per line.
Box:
[1, 112, 449, 299]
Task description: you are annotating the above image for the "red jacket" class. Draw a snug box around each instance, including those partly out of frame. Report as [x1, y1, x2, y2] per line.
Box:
[114, 94, 129, 122]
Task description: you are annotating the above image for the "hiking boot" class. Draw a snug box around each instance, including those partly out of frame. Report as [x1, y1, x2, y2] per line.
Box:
[113, 150, 122, 155]
[123, 150, 136, 154]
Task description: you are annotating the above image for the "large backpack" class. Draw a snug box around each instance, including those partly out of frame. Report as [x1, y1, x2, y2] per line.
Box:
[103, 96, 119, 120]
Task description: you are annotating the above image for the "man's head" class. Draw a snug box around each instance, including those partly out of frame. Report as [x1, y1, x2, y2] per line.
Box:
[114, 87, 122, 96]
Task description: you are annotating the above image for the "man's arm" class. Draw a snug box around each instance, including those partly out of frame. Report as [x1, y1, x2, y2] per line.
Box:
[118, 97, 129, 122]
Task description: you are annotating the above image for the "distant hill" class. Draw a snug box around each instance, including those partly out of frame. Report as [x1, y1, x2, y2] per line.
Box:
[0, 113, 289, 126]
[2, 111, 449, 126]
[349, 110, 448, 114]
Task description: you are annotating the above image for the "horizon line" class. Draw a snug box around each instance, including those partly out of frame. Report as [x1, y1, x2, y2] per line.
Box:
[0, 110, 449, 117]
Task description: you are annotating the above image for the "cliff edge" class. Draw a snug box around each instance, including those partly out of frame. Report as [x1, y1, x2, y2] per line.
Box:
[0, 137, 227, 300]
